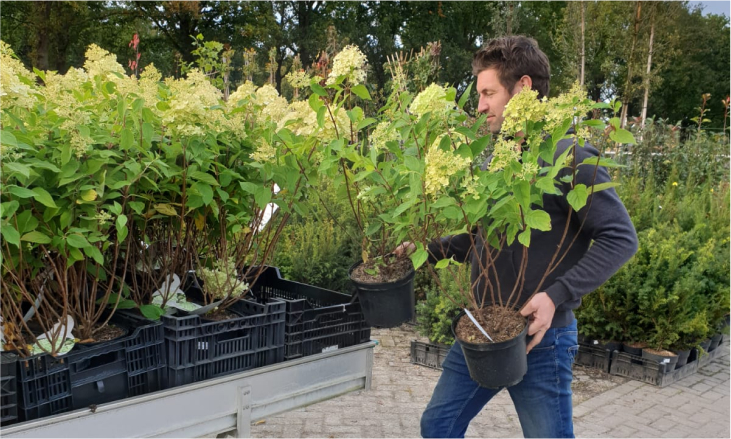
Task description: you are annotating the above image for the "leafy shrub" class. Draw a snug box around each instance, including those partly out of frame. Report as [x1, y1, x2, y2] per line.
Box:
[415, 263, 470, 345]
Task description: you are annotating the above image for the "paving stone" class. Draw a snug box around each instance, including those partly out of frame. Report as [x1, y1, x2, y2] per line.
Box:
[246, 326, 730, 439]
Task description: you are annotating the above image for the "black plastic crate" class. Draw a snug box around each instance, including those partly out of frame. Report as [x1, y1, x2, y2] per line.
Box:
[410, 340, 451, 370]
[162, 293, 286, 389]
[575, 342, 613, 373]
[249, 266, 371, 360]
[16, 312, 165, 422]
[609, 349, 700, 387]
[1, 352, 19, 426]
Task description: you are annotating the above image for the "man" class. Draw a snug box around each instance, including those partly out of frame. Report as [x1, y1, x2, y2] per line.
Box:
[396, 36, 638, 438]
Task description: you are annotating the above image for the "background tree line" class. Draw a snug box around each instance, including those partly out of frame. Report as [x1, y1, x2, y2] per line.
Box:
[2, 1, 729, 130]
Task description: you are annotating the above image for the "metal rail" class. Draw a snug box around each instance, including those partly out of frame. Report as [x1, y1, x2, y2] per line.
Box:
[2, 342, 375, 438]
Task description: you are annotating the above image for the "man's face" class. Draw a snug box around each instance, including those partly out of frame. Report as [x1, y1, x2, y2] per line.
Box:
[476, 68, 522, 134]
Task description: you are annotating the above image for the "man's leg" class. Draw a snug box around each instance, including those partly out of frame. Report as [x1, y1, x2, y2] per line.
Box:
[507, 320, 579, 438]
[420, 343, 501, 438]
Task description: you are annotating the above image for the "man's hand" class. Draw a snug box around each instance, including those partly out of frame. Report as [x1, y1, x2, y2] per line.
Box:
[393, 242, 415, 258]
[520, 292, 556, 354]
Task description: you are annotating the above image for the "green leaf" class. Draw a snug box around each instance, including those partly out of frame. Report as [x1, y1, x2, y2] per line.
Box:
[434, 258, 450, 269]
[115, 299, 137, 310]
[351, 84, 371, 100]
[609, 128, 636, 145]
[357, 118, 377, 131]
[317, 106, 326, 128]
[154, 203, 178, 216]
[1, 225, 20, 247]
[365, 222, 381, 237]
[66, 233, 91, 249]
[116, 214, 129, 243]
[518, 229, 532, 247]
[524, 209, 552, 231]
[1, 131, 18, 148]
[142, 122, 154, 144]
[32, 188, 58, 208]
[310, 82, 327, 97]
[589, 182, 620, 193]
[83, 245, 104, 265]
[4, 162, 30, 179]
[308, 93, 323, 112]
[120, 128, 135, 150]
[566, 184, 588, 211]
[580, 119, 605, 128]
[254, 186, 272, 209]
[21, 231, 51, 244]
[469, 136, 490, 157]
[513, 180, 531, 209]
[410, 248, 429, 270]
[579, 157, 624, 168]
[140, 304, 165, 321]
[190, 171, 219, 186]
[8, 186, 36, 199]
[431, 197, 456, 209]
[458, 82, 473, 109]
[194, 182, 214, 205]
[1, 201, 19, 219]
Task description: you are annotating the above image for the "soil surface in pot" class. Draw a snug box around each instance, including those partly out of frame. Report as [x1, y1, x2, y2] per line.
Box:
[455, 306, 524, 344]
[350, 254, 412, 284]
[644, 348, 676, 356]
[87, 324, 126, 343]
[204, 308, 239, 321]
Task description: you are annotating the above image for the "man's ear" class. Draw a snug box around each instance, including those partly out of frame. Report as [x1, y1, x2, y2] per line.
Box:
[512, 75, 533, 94]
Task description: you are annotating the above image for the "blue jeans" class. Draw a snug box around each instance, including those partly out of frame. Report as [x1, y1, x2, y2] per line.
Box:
[421, 320, 579, 438]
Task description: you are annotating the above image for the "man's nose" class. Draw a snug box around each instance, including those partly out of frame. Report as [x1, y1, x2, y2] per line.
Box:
[477, 98, 488, 114]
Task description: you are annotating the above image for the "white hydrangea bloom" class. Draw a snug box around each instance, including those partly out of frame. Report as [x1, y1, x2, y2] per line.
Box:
[0, 40, 37, 108]
[327, 45, 367, 85]
[409, 84, 452, 118]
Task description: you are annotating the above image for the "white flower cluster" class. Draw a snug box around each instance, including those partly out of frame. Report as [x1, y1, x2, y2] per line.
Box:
[0, 41, 37, 109]
[327, 45, 367, 85]
[197, 257, 249, 300]
[423, 134, 471, 197]
[409, 84, 453, 118]
[285, 69, 311, 90]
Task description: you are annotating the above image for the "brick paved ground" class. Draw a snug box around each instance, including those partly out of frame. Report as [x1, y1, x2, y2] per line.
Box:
[243, 325, 729, 438]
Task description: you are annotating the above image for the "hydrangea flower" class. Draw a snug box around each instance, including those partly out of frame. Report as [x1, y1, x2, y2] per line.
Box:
[409, 84, 452, 118]
[423, 134, 472, 197]
[327, 45, 367, 85]
[197, 257, 249, 300]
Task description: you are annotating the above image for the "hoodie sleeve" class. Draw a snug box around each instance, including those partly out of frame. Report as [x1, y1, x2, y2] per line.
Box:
[544, 143, 639, 307]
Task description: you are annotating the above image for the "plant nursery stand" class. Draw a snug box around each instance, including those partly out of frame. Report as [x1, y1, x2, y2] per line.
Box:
[2, 342, 375, 438]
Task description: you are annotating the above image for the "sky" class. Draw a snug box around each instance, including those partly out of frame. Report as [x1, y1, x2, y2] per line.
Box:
[688, 1, 730, 17]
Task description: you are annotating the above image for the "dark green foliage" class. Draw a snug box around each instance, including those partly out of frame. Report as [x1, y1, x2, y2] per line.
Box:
[271, 181, 360, 293]
[415, 264, 471, 345]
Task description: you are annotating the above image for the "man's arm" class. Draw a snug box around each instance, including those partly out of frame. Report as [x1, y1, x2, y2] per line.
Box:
[544, 143, 639, 308]
[426, 233, 473, 264]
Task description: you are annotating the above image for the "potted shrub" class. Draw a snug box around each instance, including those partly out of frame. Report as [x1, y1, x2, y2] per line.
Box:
[408, 85, 632, 388]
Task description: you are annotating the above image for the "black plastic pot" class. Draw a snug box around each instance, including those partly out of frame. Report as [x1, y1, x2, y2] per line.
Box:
[699, 338, 712, 353]
[348, 262, 415, 328]
[622, 342, 645, 365]
[709, 333, 723, 352]
[594, 340, 622, 353]
[451, 311, 528, 389]
[642, 349, 678, 372]
[674, 349, 691, 369]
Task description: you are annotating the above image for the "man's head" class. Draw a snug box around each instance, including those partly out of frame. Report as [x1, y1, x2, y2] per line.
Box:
[473, 36, 551, 134]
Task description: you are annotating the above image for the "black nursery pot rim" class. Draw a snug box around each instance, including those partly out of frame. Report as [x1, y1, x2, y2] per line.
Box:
[452, 310, 529, 351]
[348, 261, 415, 289]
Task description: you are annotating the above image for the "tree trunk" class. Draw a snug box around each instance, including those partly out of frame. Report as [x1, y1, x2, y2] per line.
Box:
[620, 1, 642, 129]
[580, 1, 585, 87]
[506, 2, 514, 36]
[640, 8, 655, 139]
[34, 1, 52, 71]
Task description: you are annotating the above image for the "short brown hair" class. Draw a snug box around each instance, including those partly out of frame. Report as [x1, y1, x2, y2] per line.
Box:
[472, 36, 551, 99]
